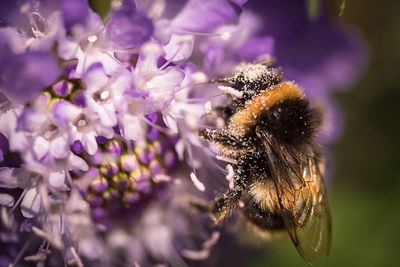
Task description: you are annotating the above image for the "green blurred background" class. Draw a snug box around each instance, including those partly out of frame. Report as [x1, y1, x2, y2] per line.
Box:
[249, 1, 400, 267]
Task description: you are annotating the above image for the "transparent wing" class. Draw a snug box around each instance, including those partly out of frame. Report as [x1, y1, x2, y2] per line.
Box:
[257, 130, 331, 264]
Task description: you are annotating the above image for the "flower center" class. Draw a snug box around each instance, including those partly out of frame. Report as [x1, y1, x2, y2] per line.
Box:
[70, 125, 177, 225]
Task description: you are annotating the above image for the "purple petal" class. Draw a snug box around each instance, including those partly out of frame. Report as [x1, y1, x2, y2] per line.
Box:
[0, 133, 9, 157]
[236, 36, 275, 62]
[245, 0, 367, 92]
[277, 23, 367, 92]
[106, 2, 153, 49]
[172, 0, 243, 32]
[0, 0, 58, 29]
[154, 19, 173, 45]
[49, 136, 69, 159]
[0, 193, 14, 207]
[52, 100, 81, 127]
[61, 0, 90, 29]
[71, 140, 84, 154]
[0, 50, 61, 104]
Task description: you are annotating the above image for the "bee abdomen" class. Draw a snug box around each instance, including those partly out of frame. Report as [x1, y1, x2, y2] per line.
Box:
[242, 200, 285, 230]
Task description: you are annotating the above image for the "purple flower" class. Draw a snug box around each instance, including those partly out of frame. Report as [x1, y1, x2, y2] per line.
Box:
[61, 0, 90, 29]
[171, 0, 245, 32]
[0, 0, 366, 266]
[105, 0, 154, 49]
[0, 49, 61, 104]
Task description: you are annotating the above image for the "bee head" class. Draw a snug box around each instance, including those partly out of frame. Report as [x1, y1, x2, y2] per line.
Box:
[219, 63, 282, 105]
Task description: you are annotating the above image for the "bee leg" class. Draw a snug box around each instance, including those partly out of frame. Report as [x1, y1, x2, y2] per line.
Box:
[185, 195, 212, 214]
[200, 129, 246, 149]
[211, 186, 243, 224]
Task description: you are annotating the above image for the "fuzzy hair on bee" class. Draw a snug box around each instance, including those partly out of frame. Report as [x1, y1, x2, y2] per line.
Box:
[201, 63, 332, 264]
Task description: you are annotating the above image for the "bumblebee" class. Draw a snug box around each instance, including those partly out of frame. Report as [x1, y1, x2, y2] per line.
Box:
[202, 63, 331, 264]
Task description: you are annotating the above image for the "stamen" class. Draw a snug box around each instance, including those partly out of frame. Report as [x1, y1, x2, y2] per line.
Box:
[220, 31, 231, 41]
[202, 103, 212, 118]
[217, 85, 243, 98]
[203, 231, 220, 249]
[29, 12, 47, 38]
[1, 207, 12, 228]
[87, 35, 98, 43]
[216, 155, 238, 165]
[11, 236, 35, 267]
[153, 174, 171, 183]
[69, 246, 84, 267]
[24, 248, 51, 262]
[173, 29, 222, 37]
[225, 164, 235, 189]
[38, 182, 49, 211]
[146, 81, 155, 89]
[142, 117, 173, 135]
[148, 0, 166, 19]
[181, 231, 220, 260]
[32, 226, 64, 250]
[192, 72, 208, 83]
[190, 172, 205, 192]
[9, 188, 28, 215]
[100, 90, 110, 100]
[77, 119, 87, 127]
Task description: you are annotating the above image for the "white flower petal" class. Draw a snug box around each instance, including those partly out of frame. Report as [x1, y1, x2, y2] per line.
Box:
[50, 136, 69, 159]
[121, 115, 143, 141]
[52, 100, 81, 126]
[148, 67, 185, 89]
[21, 187, 42, 218]
[175, 140, 185, 161]
[19, 109, 48, 132]
[136, 42, 165, 78]
[33, 137, 50, 160]
[110, 69, 132, 98]
[8, 131, 30, 152]
[82, 64, 109, 93]
[0, 193, 14, 207]
[81, 133, 98, 155]
[163, 34, 194, 62]
[47, 171, 67, 190]
[68, 154, 89, 172]
[0, 110, 29, 151]
[0, 109, 17, 138]
[92, 102, 117, 128]
[0, 168, 17, 188]
[163, 114, 178, 134]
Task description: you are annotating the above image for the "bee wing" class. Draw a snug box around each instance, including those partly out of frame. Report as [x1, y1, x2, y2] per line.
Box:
[256, 130, 332, 264]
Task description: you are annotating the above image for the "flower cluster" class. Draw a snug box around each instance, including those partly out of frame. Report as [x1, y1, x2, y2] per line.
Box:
[0, 0, 365, 266]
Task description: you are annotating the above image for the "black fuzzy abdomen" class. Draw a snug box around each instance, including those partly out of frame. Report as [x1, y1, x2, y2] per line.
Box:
[243, 200, 285, 230]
